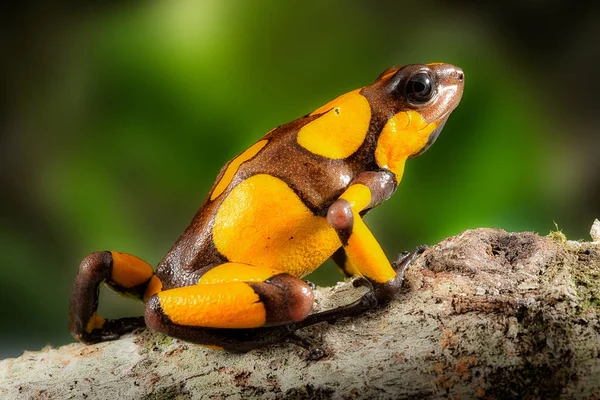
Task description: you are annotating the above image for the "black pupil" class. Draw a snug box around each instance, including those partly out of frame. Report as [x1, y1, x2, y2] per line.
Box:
[413, 81, 426, 93]
[406, 72, 433, 103]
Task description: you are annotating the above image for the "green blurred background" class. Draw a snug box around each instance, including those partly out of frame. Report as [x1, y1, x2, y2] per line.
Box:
[1, 1, 598, 358]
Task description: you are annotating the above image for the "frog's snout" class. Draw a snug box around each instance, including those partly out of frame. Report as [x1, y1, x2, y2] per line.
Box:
[445, 65, 464, 84]
[456, 69, 464, 82]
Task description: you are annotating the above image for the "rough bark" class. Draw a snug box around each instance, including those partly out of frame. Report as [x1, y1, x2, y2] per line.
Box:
[1, 225, 600, 400]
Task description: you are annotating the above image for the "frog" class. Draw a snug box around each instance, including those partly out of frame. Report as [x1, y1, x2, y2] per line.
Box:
[69, 63, 464, 355]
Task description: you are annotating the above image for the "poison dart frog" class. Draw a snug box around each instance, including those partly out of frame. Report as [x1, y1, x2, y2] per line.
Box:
[70, 63, 464, 355]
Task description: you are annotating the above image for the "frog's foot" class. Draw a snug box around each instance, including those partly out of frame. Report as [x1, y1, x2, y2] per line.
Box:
[293, 289, 379, 329]
[284, 332, 325, 360]
[289, 245, 430, 331]
[304, 280, 317, 290]
[392, 244, 428, 279]
[77, 317, 146, 344]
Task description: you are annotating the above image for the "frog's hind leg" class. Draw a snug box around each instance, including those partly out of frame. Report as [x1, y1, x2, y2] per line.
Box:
[144, 262, 315, 352]
[69, 251, 158, 343]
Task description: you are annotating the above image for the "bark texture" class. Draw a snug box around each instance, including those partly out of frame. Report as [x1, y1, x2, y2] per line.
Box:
[1, 226, 600, 400]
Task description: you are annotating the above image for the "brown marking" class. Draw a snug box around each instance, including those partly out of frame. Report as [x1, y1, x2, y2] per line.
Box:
[327, 199, 353, 246]
[351, 170, 397, 209]
[248, 274, 314, 325]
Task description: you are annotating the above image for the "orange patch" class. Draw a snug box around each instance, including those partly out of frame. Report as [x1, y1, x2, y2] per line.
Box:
[212, 174, 340, 278]
[210, 140, 268, 201]
[336, 184, 394, 283]
[344, 213, 396, 284]
[339, 184, 371, 212]
[85, 312, 105, 333]
[110, 252, 154, 288]
[157, 282, 266, 328]
[297, 89, 371, 159]
[143, 275, 163, 302]
[344, 260, 361, 276]
[375, 111, 438, 180]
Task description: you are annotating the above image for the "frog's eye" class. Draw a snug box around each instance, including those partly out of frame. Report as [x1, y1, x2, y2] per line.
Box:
[405, 72, 434, 104]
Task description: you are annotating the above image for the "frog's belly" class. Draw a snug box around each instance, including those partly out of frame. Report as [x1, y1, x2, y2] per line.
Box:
[212, 174, 341, 278]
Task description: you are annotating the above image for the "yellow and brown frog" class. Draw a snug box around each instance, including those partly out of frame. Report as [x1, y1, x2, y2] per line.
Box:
[70, 63, 464, 355]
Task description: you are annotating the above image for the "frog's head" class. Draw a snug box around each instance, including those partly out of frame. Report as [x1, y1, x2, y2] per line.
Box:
[365, 63, 464, 178]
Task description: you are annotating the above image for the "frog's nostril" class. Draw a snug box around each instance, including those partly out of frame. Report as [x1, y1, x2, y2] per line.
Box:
[457, 71, 464, 81]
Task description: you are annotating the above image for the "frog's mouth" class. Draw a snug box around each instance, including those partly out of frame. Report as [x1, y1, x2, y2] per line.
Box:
[409, 118, 447, 159]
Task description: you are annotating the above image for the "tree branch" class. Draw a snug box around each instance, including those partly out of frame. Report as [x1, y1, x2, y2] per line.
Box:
[1, 225, 600, 399]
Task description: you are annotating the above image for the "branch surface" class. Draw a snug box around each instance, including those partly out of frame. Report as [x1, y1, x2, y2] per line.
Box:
[1, 227, 600, 399]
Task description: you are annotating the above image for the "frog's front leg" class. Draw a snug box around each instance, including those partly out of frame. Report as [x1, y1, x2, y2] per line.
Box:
[69, 251, 157, 343]
[327, 170, 418, 304]
[144, 263, 315, 352]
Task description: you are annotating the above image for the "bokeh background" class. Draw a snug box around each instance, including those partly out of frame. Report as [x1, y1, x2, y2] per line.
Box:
[1, 1, 598, 358]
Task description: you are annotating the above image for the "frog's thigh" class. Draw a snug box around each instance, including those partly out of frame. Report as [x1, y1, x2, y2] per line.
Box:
[145, 262, 314, 333]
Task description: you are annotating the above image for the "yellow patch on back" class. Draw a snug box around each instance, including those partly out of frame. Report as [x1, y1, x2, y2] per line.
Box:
[212, 174, 341, 278]
[157, 282, 266, 328]
[375, 111, 438, 180]
[297, 89, 371, 159]
[211, 140, 268, 201]
[199, 263, 282, 285]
